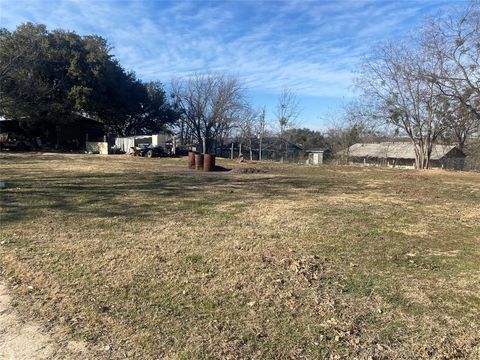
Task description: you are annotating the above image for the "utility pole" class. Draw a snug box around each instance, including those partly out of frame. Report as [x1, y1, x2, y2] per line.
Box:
[258, 107, 266, 161]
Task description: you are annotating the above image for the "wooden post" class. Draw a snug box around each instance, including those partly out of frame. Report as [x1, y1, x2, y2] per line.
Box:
[239, 143, 242, 158]
[172, 137, 177, 155]
[231, 143, 234, 159]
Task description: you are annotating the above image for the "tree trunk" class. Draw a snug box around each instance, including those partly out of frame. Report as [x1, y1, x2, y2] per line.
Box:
[456, 131, 467, 151]
[413, 142, 432, 170]
[413, 144, 422, 169]
[180, 120, 184, 145]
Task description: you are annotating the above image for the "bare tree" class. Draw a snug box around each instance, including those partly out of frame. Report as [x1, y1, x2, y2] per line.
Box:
[323, 107, 383, 164]
[171, 73, 247, 153]
[355, 41, 448, 169]
[421, 1, 480, 148]
[237, 107, 257, 160]
[441, 99, 479, 150]
[324, 121, 358, 163]
[275, 88, 301, 161]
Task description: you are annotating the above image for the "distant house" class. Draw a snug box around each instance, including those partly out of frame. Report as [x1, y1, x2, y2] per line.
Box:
[344, 142, 466, 170]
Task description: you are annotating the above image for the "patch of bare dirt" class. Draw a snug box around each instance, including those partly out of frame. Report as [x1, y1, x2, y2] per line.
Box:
[0, 282, 90, 360]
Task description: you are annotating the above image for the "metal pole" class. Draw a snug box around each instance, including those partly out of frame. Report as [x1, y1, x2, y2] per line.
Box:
[259, 138, 262, 161]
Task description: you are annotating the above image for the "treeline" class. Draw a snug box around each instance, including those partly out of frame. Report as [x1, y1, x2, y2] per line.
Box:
[2, 1, 479, 164]
[0, 23, 179, 137]
[353, 1, 480, 169]
[0, 23, 383, 157]
[0, 23, 272, 154]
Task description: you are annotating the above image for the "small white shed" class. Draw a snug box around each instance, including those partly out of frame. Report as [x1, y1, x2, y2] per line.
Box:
[306, 150, 324, 165]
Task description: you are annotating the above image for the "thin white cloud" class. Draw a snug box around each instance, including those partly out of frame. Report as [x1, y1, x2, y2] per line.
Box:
[0, 0, 460, 100]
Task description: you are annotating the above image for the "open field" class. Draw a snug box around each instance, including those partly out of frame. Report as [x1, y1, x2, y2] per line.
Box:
[1, 153, 479, 359]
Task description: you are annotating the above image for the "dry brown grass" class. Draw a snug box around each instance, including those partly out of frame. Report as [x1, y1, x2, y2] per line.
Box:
[1, 153, 479, 359]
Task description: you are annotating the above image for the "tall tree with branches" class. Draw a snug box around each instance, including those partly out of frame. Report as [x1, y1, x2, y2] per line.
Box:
[356, 41, 448, 169]
[0, 23, 178, 138]
[421, 1, 480, 148]
[237, 107, 258, 160]
[275, 88, 301, 161]
[171, 73, 248, 153]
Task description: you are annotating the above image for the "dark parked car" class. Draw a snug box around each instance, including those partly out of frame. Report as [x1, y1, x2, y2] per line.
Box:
[138, 143, 165, 158]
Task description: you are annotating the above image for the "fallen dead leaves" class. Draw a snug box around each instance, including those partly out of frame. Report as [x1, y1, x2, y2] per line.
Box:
[1, 153, 479, 359]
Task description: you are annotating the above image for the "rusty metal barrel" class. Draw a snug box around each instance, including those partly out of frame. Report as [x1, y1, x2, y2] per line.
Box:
[194, 153, 204, 170]
[187, 151, 196, 169]
[203, 154, 215, 172]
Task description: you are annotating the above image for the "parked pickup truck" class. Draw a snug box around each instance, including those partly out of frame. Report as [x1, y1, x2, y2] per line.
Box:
[129, 143, 166, 158]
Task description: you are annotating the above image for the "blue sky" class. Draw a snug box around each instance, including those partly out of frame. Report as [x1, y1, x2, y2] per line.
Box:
[0, 0, 466, 130]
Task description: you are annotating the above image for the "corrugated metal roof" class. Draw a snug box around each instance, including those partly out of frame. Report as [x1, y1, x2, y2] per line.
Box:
[347, 142, 459, 160]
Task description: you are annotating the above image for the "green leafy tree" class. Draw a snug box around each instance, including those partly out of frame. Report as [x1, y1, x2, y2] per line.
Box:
[0, 23, 113, 133]
[283, 128, 326, 150]
[0, 23, 179, 138]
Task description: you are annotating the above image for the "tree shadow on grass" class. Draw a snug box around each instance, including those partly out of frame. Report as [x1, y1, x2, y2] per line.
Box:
[0, 168, 365, 226]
